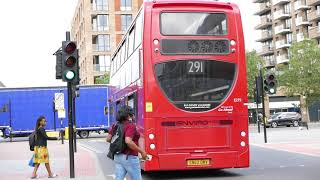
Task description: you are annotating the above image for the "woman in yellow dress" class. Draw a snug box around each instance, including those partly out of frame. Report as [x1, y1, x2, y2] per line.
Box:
[31, 116, 58, 179]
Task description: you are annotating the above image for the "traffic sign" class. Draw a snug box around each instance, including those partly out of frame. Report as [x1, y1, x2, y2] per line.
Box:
[58, 109, 66, 119]
[54, 93, 65, 110]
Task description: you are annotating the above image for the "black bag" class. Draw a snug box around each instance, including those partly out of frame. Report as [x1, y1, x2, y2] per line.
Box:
[107, 123, 126, 160]
[28, 131, 36, 151]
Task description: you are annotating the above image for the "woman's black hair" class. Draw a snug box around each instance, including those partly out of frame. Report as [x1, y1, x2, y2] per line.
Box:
[116, 105, 134, 123]
[35, 116, 46, 130]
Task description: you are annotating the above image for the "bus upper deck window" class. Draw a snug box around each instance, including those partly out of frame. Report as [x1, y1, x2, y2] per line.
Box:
[161, 12, 227, 36]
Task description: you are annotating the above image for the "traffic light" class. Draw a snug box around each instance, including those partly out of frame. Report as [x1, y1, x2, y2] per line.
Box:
[255, 76, 262, 104]
[61, 41, 80, 84]
[263, 73, 277, 95]
[55, 50, 62, 79]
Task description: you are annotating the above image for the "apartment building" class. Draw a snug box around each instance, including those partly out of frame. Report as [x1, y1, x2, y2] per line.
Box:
[254, 0, 313, 69]
[71, 0, 143, 85]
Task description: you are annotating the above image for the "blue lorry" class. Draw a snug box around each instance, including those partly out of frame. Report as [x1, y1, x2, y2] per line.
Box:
[0, 85, 113, 139]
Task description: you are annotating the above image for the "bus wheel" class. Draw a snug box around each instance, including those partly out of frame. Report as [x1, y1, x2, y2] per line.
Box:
[79, 131, 89, 139]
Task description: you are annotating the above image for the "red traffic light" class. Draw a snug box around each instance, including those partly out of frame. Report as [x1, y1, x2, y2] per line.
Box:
[64, 42, 77, 54]
[268, 74, 275, 81]
[66, 56, 76, 67]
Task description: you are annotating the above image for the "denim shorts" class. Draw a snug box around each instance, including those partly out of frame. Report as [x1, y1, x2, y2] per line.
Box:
[114, 154, 142, 180]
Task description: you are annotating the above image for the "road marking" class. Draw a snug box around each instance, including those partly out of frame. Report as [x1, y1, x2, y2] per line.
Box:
[79, 143, 104, 154]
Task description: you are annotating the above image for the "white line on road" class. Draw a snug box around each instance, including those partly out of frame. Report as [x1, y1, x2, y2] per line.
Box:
[79, 143, 104, 154]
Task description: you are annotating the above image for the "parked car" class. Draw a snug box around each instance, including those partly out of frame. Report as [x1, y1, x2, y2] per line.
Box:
[266, 112, 301, 128]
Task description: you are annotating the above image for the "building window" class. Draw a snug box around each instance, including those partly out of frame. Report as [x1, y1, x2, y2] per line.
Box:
[120, 0, 132, 11]
[93, 34, 110, 51]
[92, 15, 109, 31]
[286, 33, 292, 44]
[92, 0, 108, 11]
[93, 55, 111, 72]
[121, 15, 132, 31]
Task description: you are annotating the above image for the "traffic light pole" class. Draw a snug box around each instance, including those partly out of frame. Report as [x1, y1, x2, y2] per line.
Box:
[67, 82, 75, 178]
[260, 70, 268, 143]
[66, 31, 75, 178]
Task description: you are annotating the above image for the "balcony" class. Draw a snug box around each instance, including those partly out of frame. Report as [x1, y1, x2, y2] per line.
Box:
[272, 0, 290, 6]
[256, 31, 273, 42]
[276, 55, 290, 64]
[274, 25, 291, 35]
[308, 8, 320, 21]
[307, 0, 320, 6]
[309, 26, 320, 39]
[296, 33, 306, 42]
[294, 0, 309, 11]
[254, 2, 272, 15]
[259, 45, 274, 55]
[274, 10, 291, 20]
[276, 40, 291, 49]
[295, 16, 310, 26]
[255, 16, 273, 30]
[265, 58, 277, 67]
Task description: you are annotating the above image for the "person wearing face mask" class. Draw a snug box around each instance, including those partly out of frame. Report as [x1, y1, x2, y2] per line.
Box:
[107, 105, 147, 180]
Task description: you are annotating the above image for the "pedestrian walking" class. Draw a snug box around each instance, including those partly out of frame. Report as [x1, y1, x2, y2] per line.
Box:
[107, 105, 148, 180]
[30, 116, 58, 179]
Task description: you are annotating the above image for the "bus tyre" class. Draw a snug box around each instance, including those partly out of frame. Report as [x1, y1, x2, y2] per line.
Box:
[271, 122, 277, 128]
[293, 121, 299, 127]
[79, 131, 89, 139]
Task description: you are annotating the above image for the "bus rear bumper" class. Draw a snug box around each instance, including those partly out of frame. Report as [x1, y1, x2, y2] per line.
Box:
[144, 150, 249, 171]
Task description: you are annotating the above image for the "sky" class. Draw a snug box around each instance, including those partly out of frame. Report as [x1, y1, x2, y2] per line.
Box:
[0, 0, 259, 88]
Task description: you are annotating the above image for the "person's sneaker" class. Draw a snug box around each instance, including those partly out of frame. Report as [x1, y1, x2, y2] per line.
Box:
[48, 173, 58, 178]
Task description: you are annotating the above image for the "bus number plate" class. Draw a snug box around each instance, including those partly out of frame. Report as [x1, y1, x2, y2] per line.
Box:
[187, 159, 210, 166]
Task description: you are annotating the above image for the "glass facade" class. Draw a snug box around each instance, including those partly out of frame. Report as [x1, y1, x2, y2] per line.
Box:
[93, 55, 111, 72]
[92, 15, 109, 31]
[92, 0, 108, 11]
[120, 0, 132, 11]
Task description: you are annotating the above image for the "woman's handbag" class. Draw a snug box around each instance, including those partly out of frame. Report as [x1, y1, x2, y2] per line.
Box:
[28, 154, 35, 167]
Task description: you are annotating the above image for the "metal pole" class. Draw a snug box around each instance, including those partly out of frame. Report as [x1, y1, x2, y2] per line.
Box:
[256, 100, 261, 134]
[66, 31, 75, 178]
[60, 119, 64, 144]
[260, 70, 268, 143]
[9, 100, 12, 142]
[73, 96, 77, 153]
[53, 100, 56, 131]
[68, 82, 75, 178]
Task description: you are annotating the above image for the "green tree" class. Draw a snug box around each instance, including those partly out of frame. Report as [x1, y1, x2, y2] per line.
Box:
[246, 50, 264, 99]
[280, 39, 320, 122]
[280, 39, 320, 106]
[94, 73, 110, 84]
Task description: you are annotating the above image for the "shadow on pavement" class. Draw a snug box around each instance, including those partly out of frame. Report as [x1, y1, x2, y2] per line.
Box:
[142, 169, 242, 179]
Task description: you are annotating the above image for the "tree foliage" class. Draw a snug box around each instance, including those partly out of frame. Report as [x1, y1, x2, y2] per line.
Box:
[246, 50, 264, 99]
[94, 73, 110, 84]
[280, 39, 320, 106]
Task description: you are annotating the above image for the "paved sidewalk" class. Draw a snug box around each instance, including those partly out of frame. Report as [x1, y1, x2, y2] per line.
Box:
[0, 140, 108, 180]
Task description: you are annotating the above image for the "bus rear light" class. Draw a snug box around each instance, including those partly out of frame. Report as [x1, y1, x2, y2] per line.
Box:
[153, 39, 159, 45]
[150, 144, 156, 150]
[240, 141, 246, 147]
[149, 133, 155, 140]
[230, 40, 236, 46]
[241, 131, 246, 137]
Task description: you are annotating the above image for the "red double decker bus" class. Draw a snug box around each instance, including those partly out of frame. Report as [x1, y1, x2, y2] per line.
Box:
[110, 0, 249, 171]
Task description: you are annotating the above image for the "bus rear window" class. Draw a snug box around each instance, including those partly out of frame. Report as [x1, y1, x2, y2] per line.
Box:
[161, 12, 227, 36]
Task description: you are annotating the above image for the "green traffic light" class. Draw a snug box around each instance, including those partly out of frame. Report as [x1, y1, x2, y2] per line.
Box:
[65, 71, 75, 80]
